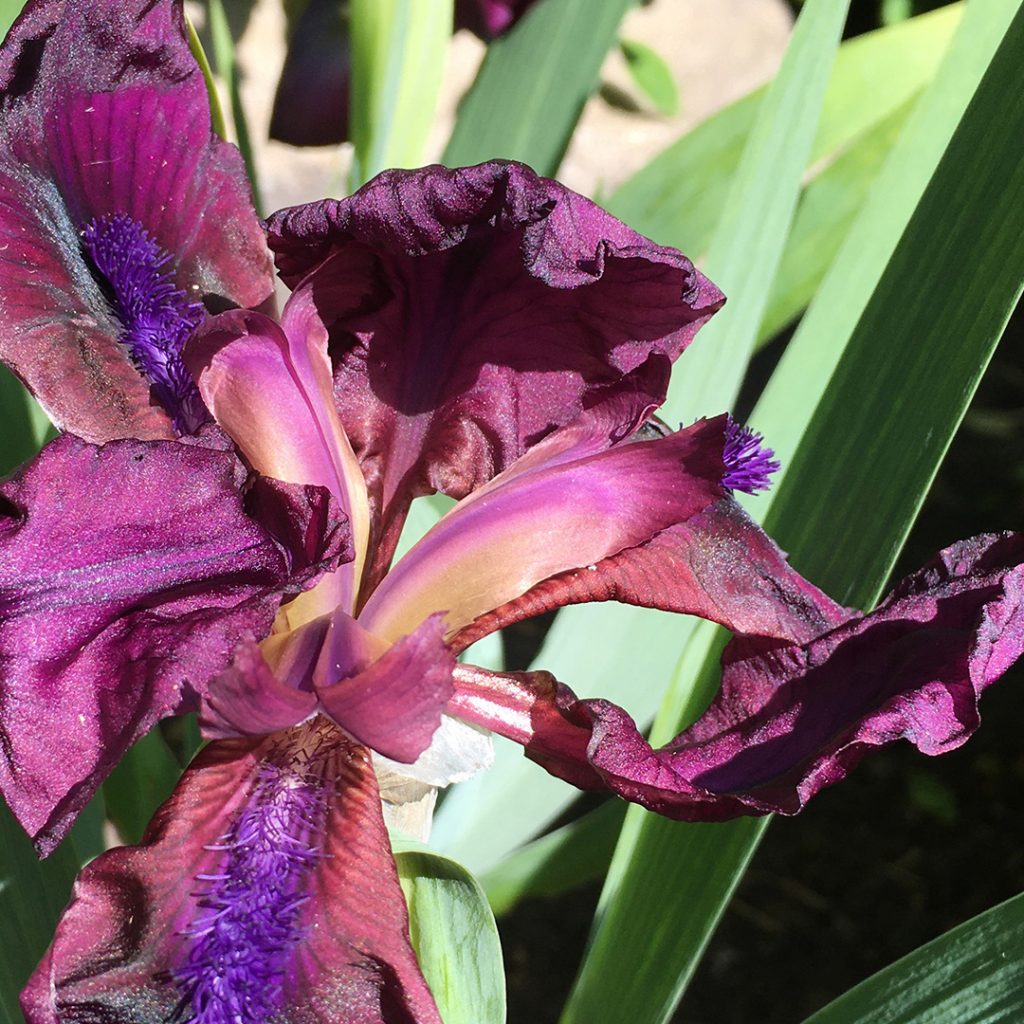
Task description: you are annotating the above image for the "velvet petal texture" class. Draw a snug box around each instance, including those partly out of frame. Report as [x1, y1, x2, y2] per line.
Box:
[22, 722, 442, 1024]
[449, 533, 1024, 819]
[266, 161, 724, 584]
[0, 434, 349, 854]
[0, 0, 273, 442]
[360, 413, 728, 643]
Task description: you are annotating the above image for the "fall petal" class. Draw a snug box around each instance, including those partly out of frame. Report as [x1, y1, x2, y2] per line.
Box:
[266, 161, 723, 580]
[22, 722, 441, 1024]
[449, 534, 1024, 819]
[0, 435, 346, 853]
[0, 0, 272, 441]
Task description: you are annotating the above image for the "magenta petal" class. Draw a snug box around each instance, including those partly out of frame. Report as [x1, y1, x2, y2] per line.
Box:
[0, 0, 273, 442]
[450, 498, 848, 653]
[455, 0, 538, 38]
[0, 435, 345, 853]
[267, 161, 723, 581]
[361, 414, 727, 641]
[318, 614, 455, 763]
[451, 534, 1024, 820]
[22, 723, 441, 1024]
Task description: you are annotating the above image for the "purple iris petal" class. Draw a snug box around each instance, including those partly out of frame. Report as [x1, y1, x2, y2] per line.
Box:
[0, 0, 273, 442]
[454, 0, 538, 38]
[174, 741, 330, 1023]
[449, 533, 1024, 820]
[0, 435, 349, 853]
[22, 724, 442, 1024]
[266, 161, 724, 591]
[721, 417, 780, 494]
[82, 214, 207, 433]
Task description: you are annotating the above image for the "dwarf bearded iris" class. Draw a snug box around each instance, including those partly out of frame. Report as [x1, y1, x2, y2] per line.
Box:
[1, 3, 1023, 1024]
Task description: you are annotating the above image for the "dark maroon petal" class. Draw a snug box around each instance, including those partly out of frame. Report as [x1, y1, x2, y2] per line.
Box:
[0, 435, 347, 854]
[454, 0, 537, 38]
[22, 722, 441, 1024]
[450, 533, 1024, 820]
[450, 498, 848, 654]
[0, 0, 273, 442]
[318, 613, 455, 763]
[269, 0, 350, 146]
[266, 161, 724, 584]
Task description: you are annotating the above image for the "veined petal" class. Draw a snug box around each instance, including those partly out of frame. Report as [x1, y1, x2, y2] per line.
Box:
[449, 533, 1024, 819]
[0, 435, 348, 853]
[450, 498, 848, 653]
[0, 0, 273, 441]
[22, 721, 442, 1024]
[186, 298, 370, 617]
[360, 415, 727, 642]
[266, 161, 723, 585]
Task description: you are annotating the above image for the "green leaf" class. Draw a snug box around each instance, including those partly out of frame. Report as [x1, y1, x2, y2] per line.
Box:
[206, 0, 261, 212]
[0, 365, 51, 476]
[561, 3, 1024, 1022]
[619, 38, 678, 115]
[0, 799, 79, 1022]
[442, 0, 630, 175]
[103, 726, 183, 845]
[393, 841, 506, 1024]
[480, 800, 625, 917]
[607, 4, 962, 257]
[185, 8, 227, 141]
[802, 890, 1024, 1023]
[758, 94, 917, 342]
[0, 1, 21, 38]
[349, 0, 452, 188]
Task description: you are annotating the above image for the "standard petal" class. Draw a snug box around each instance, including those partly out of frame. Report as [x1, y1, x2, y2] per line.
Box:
[360, 415, 728, 641]
[449, 534, 1024, 819]
[449, 498, 848, 653]
[0, 0, 273, 441]
[266, 161, 723, 581]
[0, 435, 347, 853]
[22, 722, 441, 1024]
[187, 301, 370, 616]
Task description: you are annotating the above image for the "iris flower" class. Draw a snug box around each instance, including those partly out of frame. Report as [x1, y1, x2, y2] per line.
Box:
[1, 2, 1022, 1023]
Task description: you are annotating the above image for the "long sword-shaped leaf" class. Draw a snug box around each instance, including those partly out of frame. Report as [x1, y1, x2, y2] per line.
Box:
[561, 5, 1024, 1022]
[434, 0, 847, 874]
[607, 4, 961, 256]
[349, 0, 452, 188]
[442, 0, 629, 174]
[802, 890, 1024, 1024]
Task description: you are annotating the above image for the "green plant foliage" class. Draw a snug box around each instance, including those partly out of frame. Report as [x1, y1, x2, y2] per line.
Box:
[560, 4, 1024, 1022]
[394, 840, 506, 1024]
[443, 0, 631, 174]
[619, 38, 678, 115]
[349, 0, 452, 188]
[802, 891, 1024, 1023]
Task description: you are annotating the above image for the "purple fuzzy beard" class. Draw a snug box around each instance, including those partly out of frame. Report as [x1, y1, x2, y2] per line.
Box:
[171, 730, 333, 1024]
[82, 214, 207, 434]
[722, 417, 780, 494]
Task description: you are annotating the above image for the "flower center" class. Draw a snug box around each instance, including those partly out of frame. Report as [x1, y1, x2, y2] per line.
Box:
[171, 726, 334, 1024]
[81, 214, 207, 434]
[722, 417, 780, 494]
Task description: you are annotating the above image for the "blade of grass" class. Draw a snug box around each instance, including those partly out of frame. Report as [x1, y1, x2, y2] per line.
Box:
[561, 5, 1024, 1021]
[185, 9, 227, 141]
[442, 0, 630, 175]
[349, 0, 452, 188]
